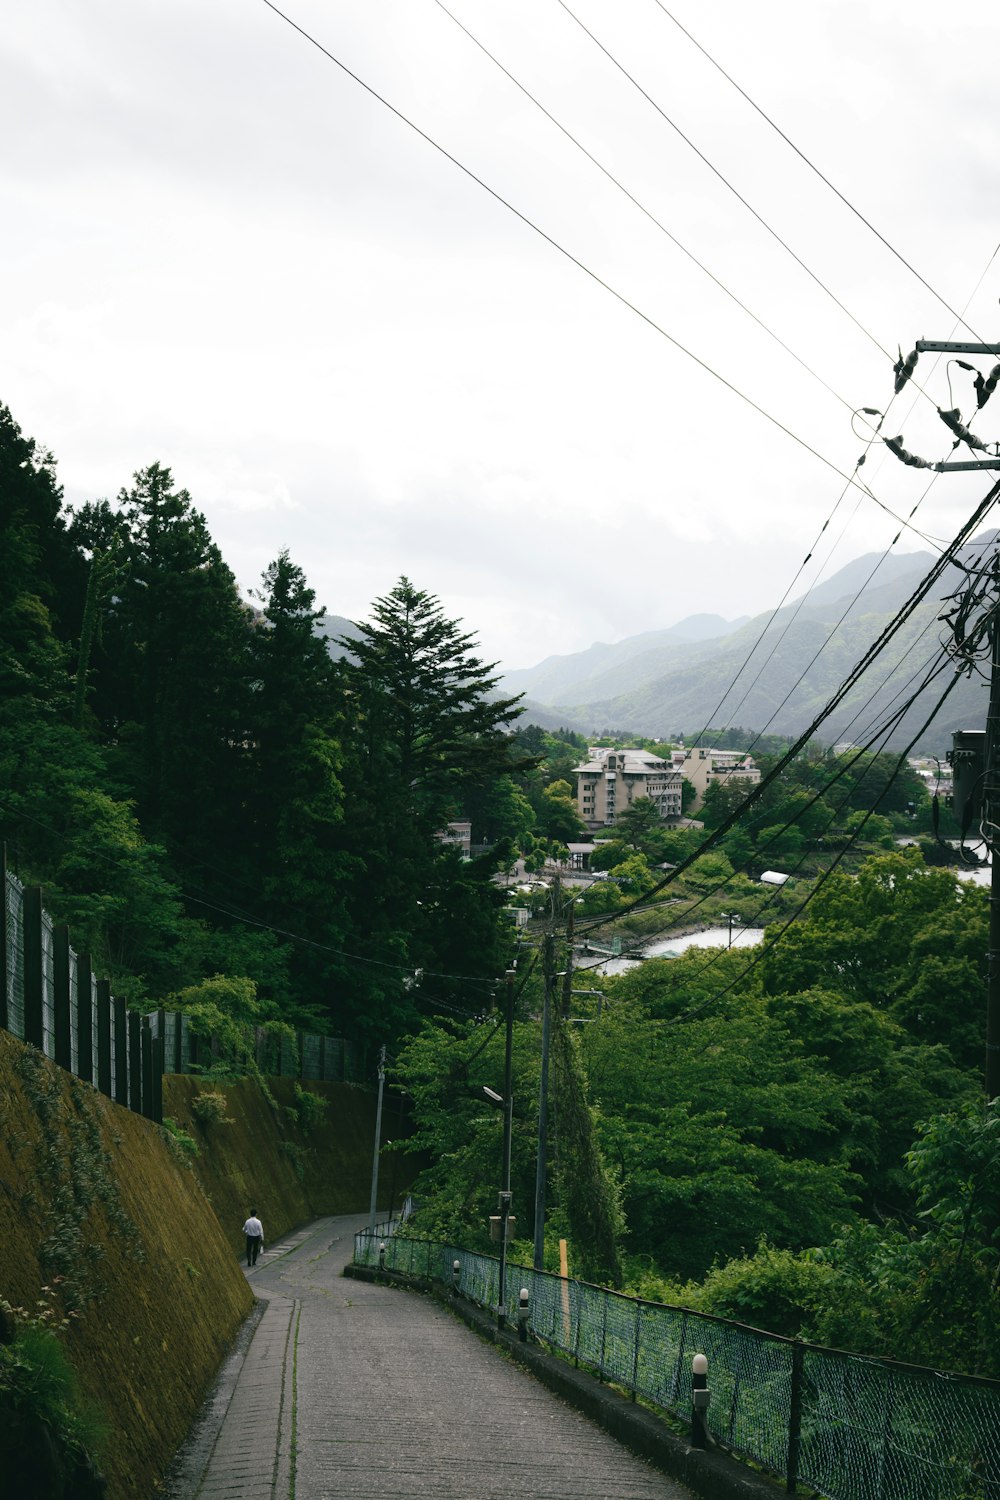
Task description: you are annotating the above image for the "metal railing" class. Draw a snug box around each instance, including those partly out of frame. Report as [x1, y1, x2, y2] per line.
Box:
[353, 1230, 1000, 1500]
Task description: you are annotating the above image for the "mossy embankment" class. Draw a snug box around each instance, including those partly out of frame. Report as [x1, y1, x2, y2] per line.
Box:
[0, 1030, 411, 1497]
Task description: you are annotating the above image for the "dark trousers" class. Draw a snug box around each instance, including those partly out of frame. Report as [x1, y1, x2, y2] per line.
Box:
[246, 1235, 262, 1266]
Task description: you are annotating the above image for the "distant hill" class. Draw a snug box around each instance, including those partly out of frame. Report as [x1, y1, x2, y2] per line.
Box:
[316, 613, 363, 661]
[502, 537, 997, 754]
[502, 614, 748, 706]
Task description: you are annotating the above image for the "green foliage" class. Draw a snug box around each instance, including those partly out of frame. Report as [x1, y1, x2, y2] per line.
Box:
[662, 1238, 843, 1337]
[169, 974, 292, 1100]
[160, 1117, 200, 1163]
[278, 1139, 309, 1181]
[0, 1288, 107, 1481]
[13, 1050, 143, 1312]
[550, 1021, 624, 1286]
[285, 1084, 328, 1136]
[190, 1091, 234, 1129]
[761, 848, 988, 1067]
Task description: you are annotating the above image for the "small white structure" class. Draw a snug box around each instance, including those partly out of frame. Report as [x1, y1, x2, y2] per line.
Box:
[759, 870, 789, 886]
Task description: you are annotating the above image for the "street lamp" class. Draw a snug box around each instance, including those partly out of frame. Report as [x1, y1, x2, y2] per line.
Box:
[721, 912, 742, 948]
[485, 969, 516, 1328]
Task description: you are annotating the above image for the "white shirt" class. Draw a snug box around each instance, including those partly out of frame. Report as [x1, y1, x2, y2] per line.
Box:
[242, 1217, 263, 1240]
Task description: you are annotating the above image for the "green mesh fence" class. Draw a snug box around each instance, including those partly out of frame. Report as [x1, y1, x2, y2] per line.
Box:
[353, 1230, 1000, 1500]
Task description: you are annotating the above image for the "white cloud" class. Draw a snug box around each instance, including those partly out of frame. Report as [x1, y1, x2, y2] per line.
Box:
[4, 0, 1000, 675]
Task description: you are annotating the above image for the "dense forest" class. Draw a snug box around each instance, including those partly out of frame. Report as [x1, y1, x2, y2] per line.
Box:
[1, 403, 533, 1040]
[3, 401, 997, 1378]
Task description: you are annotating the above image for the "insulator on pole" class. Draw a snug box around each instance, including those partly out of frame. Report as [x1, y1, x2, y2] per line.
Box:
[938, 407, 991, 451]
[893, 347, 919, 393]
[884, 434, 932, 469]
[976, 364, 1000, 409]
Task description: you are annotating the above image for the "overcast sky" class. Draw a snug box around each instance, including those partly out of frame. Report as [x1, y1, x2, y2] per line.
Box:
[5, 1, 1000, 670]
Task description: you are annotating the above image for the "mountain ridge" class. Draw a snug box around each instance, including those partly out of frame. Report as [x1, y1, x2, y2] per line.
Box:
[499, 537, 997, 752]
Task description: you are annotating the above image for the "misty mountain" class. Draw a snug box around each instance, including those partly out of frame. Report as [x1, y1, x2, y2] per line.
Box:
[502, 613, 748, 706]
[316, 613, 364, 661]
[502, 537, 997, 754]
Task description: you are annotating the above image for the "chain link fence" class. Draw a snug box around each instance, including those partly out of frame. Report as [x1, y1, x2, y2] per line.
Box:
[353, 1230, 1000, 1500]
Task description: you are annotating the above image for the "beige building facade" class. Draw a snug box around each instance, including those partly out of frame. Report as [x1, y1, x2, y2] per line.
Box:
[675, 746, 761, 810]
[573, 747, 683, 829]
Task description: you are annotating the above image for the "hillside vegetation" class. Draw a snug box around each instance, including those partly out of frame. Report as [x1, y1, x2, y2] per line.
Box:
[0, 1030, 405, 1498]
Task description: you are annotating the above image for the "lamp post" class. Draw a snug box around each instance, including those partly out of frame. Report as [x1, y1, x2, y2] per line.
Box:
[486, 968, 516, 1328]
[722, 912, 741, 948]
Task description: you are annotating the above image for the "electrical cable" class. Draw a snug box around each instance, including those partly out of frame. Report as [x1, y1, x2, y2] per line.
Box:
[580, 659, 968, 1015]
[431, 0, 856, 415]
[651, 2, 999, 347]
[572, 649, 958, 978]
[574, 475, 1000, 935]
[555, 0, 894, 362]
[663, 664, 969, 1025]
[258, 0, 904, 506]
[0, 795, 501, 994]
[681, 212, 1000, 758]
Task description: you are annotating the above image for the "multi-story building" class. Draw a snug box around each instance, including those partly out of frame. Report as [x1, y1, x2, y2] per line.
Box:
[573, 747, 683, 829]
[674, 745, 760, 810]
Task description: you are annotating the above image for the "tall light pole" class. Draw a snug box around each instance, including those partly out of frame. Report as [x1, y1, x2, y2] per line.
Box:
[533, 931, 554, 1271]
[487, 968, 517, 1328]
[368, 1043, 386, 1232]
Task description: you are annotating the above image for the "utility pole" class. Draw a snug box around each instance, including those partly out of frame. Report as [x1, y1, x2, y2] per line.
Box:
[889, 334, 1000, 1100]
[496, 966, 515, 1328]
[985, 601, 1000, 1104]
[368, 1044, 386, 1232]
[533, 929, 555, 1271]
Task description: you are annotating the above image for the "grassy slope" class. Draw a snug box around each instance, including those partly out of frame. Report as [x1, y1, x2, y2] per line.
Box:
[0, 1032, 411, 1498]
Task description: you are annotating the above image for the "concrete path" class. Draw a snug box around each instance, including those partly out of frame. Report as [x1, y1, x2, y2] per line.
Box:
[168, 1213, 695, 1500]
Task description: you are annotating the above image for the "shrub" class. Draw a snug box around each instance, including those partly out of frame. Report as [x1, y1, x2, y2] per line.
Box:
[160, 1117, 200, 1163]
[670, 1238, 842, 1338]
[190, 1090, 234, 1129]
[0, 1288, 107, 1496]
[279, 1139, 309, 1181]
[285, 1084, 328, 1137]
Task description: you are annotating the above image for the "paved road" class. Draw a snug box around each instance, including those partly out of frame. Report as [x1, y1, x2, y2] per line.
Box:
[169, 1213, 695, 1500]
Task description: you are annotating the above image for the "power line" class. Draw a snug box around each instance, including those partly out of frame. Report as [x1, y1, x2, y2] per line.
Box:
[431, 0, 856, 415]
[257, 0, 901, 507]
[687, 240, 1000, 754]
[555, 0, 894, 362]
[650, 1, 998, 346]
[575, 476, 1000, 935]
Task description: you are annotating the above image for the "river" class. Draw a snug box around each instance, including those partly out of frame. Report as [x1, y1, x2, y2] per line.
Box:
[587, 922, 765, 975]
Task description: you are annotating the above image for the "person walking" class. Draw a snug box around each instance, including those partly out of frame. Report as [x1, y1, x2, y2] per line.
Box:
[242, 1210, 264, 1267]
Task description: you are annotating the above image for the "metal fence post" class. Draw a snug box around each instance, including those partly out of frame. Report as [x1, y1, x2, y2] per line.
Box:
[22, 886, 44, 1049]
[113, 993, 128, 1105]
[141, 1016, 154, 1119]
[0, 845, 8, 1032]
[787, 1340, 804, 1493]
[53, 924, 71, 1069]
[76, 952, 93, 1083]
[598, 1291, 609, 1383]
[631, 1300, 643, 1401]
[96, 979, 112, 1097]
[152, 1031, 164, 1124]
[128, 1010, 141, 1112]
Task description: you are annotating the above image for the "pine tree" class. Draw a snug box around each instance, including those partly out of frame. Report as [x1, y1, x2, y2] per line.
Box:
[337, 579, 524, 1031]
